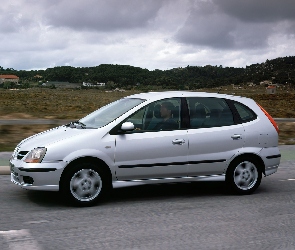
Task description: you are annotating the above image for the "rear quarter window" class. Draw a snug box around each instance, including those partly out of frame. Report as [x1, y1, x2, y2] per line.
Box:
[233, 102, 257, 122]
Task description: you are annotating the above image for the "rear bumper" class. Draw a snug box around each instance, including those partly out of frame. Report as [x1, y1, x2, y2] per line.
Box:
[259, 147, 281, 176]
[264, 164, 279, 176]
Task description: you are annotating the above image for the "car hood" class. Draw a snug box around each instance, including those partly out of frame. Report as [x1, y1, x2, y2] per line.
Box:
[17, 125, 94, 150]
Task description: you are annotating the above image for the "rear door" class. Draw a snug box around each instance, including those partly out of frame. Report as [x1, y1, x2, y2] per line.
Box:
[186, 97, 245, 176]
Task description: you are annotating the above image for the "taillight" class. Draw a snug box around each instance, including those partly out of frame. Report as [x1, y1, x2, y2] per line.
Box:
[257, 103, 279, 134]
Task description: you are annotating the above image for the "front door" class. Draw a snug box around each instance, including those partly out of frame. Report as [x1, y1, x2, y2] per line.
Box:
[113, 98, 189, 181]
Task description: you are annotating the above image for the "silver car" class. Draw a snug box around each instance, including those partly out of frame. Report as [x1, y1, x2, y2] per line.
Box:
[10, 91, 281, 206]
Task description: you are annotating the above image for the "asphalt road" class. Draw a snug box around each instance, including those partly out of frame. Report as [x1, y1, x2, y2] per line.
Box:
[0, 146, 294, 249]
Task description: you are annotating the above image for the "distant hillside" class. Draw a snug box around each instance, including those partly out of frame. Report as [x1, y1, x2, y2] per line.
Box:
[1, 56, 294, 89]
[243, 56, 295, 85]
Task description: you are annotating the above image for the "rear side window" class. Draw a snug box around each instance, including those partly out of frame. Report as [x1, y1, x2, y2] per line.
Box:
[233, 102, 257, 122]
[186, 97, 234, 128]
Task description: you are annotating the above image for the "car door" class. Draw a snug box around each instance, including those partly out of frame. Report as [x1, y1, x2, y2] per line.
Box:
[112, 98, 189, 181]
[186, 97, 245, 176]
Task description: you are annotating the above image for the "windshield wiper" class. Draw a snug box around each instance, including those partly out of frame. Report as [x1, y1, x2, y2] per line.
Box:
[66, 121, 86, 129]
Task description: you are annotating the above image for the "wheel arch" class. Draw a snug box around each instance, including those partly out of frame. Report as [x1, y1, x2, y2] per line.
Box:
[227, 153, 266, 176]
[59, 156, 113, 190]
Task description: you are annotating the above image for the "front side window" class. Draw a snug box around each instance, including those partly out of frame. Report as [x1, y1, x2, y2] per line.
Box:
[186, 97, 234, 128]
[125, 98, 181, 132]
[79, 98, 145, 128]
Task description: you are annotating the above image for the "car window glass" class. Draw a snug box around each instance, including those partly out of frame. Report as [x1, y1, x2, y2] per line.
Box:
[233, 102, 256, 122]
[186, 97, 234, 128]
[80, 98, 145, 128]
[125, 98, 181, 132]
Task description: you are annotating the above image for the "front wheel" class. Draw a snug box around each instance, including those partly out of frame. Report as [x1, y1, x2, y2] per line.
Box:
[61, 162, 108, 206]
[226, 157, 262, 195]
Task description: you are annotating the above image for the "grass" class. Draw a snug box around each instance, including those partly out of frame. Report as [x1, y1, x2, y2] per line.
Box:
[0, 88, 134, 119]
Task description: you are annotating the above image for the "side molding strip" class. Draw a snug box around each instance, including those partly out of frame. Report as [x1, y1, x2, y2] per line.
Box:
[118, 159, 226, 169]
[266, 154, 281, 159]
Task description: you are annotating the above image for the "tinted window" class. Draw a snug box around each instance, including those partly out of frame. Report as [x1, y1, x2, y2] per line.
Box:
[233, 102, 257, 122]
[125, 98, 181, 132]
[186, 97, 234, 128]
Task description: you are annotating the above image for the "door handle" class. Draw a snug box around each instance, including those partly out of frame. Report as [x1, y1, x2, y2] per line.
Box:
[231, 134, 241, 140]
[172, 139, 185, 145]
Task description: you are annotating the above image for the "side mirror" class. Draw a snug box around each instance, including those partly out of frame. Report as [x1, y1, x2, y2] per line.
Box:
[121, 122, 135, 131]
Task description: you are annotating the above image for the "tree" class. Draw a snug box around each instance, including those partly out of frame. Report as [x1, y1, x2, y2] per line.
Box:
[3, 81, 13, 89]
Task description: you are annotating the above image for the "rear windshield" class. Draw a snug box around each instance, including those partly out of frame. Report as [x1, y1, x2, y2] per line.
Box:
[79, 98, 145, 128]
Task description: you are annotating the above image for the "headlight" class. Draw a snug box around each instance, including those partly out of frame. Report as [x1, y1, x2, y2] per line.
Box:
[24, 148, 47, 163]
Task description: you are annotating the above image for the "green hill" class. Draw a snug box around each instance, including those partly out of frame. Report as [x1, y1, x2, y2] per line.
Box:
[1, 56, 294, 89]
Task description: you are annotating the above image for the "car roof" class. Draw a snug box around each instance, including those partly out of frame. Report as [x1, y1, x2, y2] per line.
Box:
[125, 91, 244, 101]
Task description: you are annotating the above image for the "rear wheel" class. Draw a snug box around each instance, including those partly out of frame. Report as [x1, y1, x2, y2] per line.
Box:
[226, 157, 262, 195]
[62, 162, 108, 206]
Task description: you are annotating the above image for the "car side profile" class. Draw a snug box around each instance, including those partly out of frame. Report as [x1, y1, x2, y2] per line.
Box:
[10, 91, 281, 206]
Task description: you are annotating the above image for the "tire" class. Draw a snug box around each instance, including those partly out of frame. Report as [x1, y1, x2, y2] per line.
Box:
[61, 162, 108, 206]
[226, 157, 262, 195]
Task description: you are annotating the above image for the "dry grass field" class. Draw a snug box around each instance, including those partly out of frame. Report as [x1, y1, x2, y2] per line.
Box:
[0, 88, 131, 119]
[0, 87, 294, 151]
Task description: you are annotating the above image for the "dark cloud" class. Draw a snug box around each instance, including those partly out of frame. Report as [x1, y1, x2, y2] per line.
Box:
[213, 0, 295, 23]
[175, 1, 235, 49]
[175, 0, 295, 50]
[43, 0, 165, 31]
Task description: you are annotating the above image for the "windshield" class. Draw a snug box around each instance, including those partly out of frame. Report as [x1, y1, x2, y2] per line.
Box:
[79, 98, 145, 128]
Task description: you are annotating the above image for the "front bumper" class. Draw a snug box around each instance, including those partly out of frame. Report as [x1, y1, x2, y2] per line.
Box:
[10, 159, 66, 191]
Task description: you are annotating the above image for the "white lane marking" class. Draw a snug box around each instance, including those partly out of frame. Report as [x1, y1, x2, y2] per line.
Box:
[0, 229, 42, 250]
[279, 179, 295, 181]
[24, 220, 49, 225]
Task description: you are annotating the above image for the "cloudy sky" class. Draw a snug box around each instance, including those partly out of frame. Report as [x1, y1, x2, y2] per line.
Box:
[1, 0, 295, 71]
